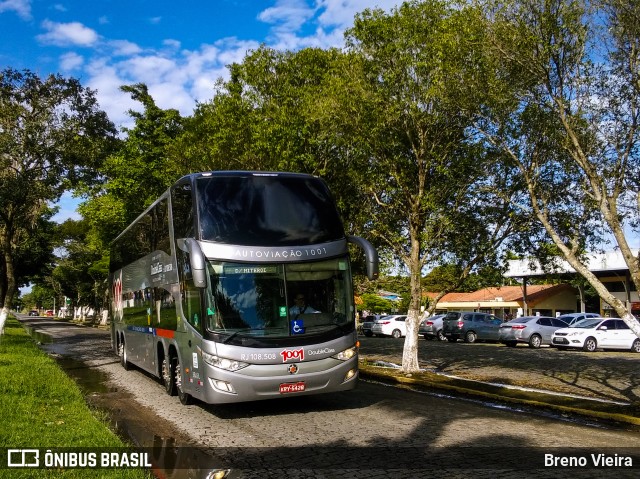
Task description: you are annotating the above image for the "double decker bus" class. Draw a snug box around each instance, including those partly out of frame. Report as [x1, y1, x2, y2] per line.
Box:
[108, 171, 378, 404]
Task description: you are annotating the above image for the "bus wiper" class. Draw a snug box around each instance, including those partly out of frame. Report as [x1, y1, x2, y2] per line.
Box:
[222, 328, 264, 344]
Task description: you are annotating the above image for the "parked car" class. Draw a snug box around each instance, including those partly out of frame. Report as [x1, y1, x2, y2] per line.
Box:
[361, 316, 377, 337]
[556, 312, 600, 327]
[419, 314, 446, 341]
[551, 317, 640, 352]
[371, 315, 408, 338]
[28, 310, 39, 317]
[499, 316, 569, 348]
[442, 311, 502, 343]
[45, 309, 54, 317]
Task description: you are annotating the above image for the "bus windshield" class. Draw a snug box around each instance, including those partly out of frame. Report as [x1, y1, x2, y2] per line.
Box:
[196, 175, 345, 246]
[203, 257, 353, 340]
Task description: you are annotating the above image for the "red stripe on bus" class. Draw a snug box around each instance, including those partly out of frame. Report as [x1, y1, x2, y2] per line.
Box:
[155, 328, 175, 339]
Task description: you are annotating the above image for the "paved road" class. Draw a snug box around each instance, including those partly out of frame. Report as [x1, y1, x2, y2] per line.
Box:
[358, 335, 640, 404]
[16, 317, 640, 479]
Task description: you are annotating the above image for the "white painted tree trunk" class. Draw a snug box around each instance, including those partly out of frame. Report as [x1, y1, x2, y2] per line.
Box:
[0, 306, 8, 335]
[401, 308, 422, 373]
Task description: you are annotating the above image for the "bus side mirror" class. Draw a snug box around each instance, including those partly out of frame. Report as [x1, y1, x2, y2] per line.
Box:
[347, 235, 379, 280]
[176, 238, 207, 288]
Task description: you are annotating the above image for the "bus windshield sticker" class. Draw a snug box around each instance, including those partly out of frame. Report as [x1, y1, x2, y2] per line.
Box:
[290, 320, 305, 335]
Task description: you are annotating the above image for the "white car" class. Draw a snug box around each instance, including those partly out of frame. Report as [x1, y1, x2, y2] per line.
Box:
[551, 318, 640, 352]
[371, 315, 407, 338]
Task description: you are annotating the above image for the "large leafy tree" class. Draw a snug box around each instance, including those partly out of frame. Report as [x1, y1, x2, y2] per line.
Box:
[80, 83, 185, 248]
[323, 0, 522, 372]
[0, 69, 116, 333]
[475, 0, 640, 336]
[173, 47, 362, 215]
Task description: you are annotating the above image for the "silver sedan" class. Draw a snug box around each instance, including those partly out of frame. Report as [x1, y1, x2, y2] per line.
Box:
[499, 316, 569, 348]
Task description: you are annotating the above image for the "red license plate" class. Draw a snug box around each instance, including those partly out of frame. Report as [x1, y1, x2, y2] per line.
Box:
[279, 381, 306, 394]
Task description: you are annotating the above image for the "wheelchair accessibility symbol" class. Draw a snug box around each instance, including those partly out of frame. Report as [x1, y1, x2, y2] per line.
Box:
[290, 320, 305, 335]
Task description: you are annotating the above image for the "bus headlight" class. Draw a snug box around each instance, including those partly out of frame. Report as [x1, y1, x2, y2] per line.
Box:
[332, 346, 357, 361]
[202, 351, 249, 371]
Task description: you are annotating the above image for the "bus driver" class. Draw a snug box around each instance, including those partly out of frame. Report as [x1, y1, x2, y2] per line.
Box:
[289, 294, 320, 316]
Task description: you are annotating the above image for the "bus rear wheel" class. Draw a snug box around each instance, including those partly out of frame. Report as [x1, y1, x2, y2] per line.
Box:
[174, 357, 192, 405]
[119, 337, 130, 371]
[162, 356, 176, 396]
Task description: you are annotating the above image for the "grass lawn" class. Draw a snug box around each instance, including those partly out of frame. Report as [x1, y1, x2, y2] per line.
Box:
[0, 317, 151, 478]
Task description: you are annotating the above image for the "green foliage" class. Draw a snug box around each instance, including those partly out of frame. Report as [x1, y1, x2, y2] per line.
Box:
[0, 318, 150, 478]
[80, 84, 185, 247]
[359, 293, 395, 314]
[53, 218, 108, 309]
[20, 284, 56, 310]
[0, 68, 116, 309]
[476, 0, 640, 321]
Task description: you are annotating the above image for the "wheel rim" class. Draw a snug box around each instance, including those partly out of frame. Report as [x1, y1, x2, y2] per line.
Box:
[175, 361, 183, 392]
[466, 332, 476, 343]
[392, 329, 401, 338]
[162, 358, 170, 385]
[437, 330, 445, 341]
[530, 335, 541, 348]
[633, 340, 640, 353]
[586, 339, 596, 351]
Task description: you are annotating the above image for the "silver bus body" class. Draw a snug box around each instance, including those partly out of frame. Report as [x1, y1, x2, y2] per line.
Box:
[108, 171, 377, 404]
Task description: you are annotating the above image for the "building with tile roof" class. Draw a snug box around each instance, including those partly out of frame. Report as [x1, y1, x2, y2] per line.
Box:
[425, 284, 578, 319]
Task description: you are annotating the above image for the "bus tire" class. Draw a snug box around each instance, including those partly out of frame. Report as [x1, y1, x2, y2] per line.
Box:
[119, 337, 130, 371]
[162, 356, 177, 396]
[174, 356, 192, 405]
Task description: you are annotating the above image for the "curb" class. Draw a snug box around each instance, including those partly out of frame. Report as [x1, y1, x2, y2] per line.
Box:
[359, 362, 640, 428]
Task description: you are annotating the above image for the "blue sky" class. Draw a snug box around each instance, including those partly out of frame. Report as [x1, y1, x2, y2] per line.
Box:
[1, 0, 399, 221]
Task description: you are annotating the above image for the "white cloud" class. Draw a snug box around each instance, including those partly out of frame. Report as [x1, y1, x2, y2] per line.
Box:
[162, 39, 181, 50]
[259, 0, 315, 32]
[108, 39, 142, 57]
[59, 51, 84, 71]
[149, 16, 161, 24]
[37, 20, 99, 47]
[44, 0, 400, 130]
[316, 0, 397, 29]
[0, 0, 31, 20]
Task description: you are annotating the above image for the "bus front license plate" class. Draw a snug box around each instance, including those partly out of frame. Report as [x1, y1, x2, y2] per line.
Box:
[279, 382, 306, 394]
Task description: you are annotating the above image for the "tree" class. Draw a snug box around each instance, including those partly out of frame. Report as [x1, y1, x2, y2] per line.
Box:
[359, 294, 395, 314]
[475, 0, 640, 336]
[47, 219, 108, 315]
[80, 83, 184, 248]
[324, 1, 521, 372]
[0, 69, 116, 334]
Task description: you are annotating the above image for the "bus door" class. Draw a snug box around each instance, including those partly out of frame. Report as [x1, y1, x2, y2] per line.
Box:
[179, 263, 206, 395]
